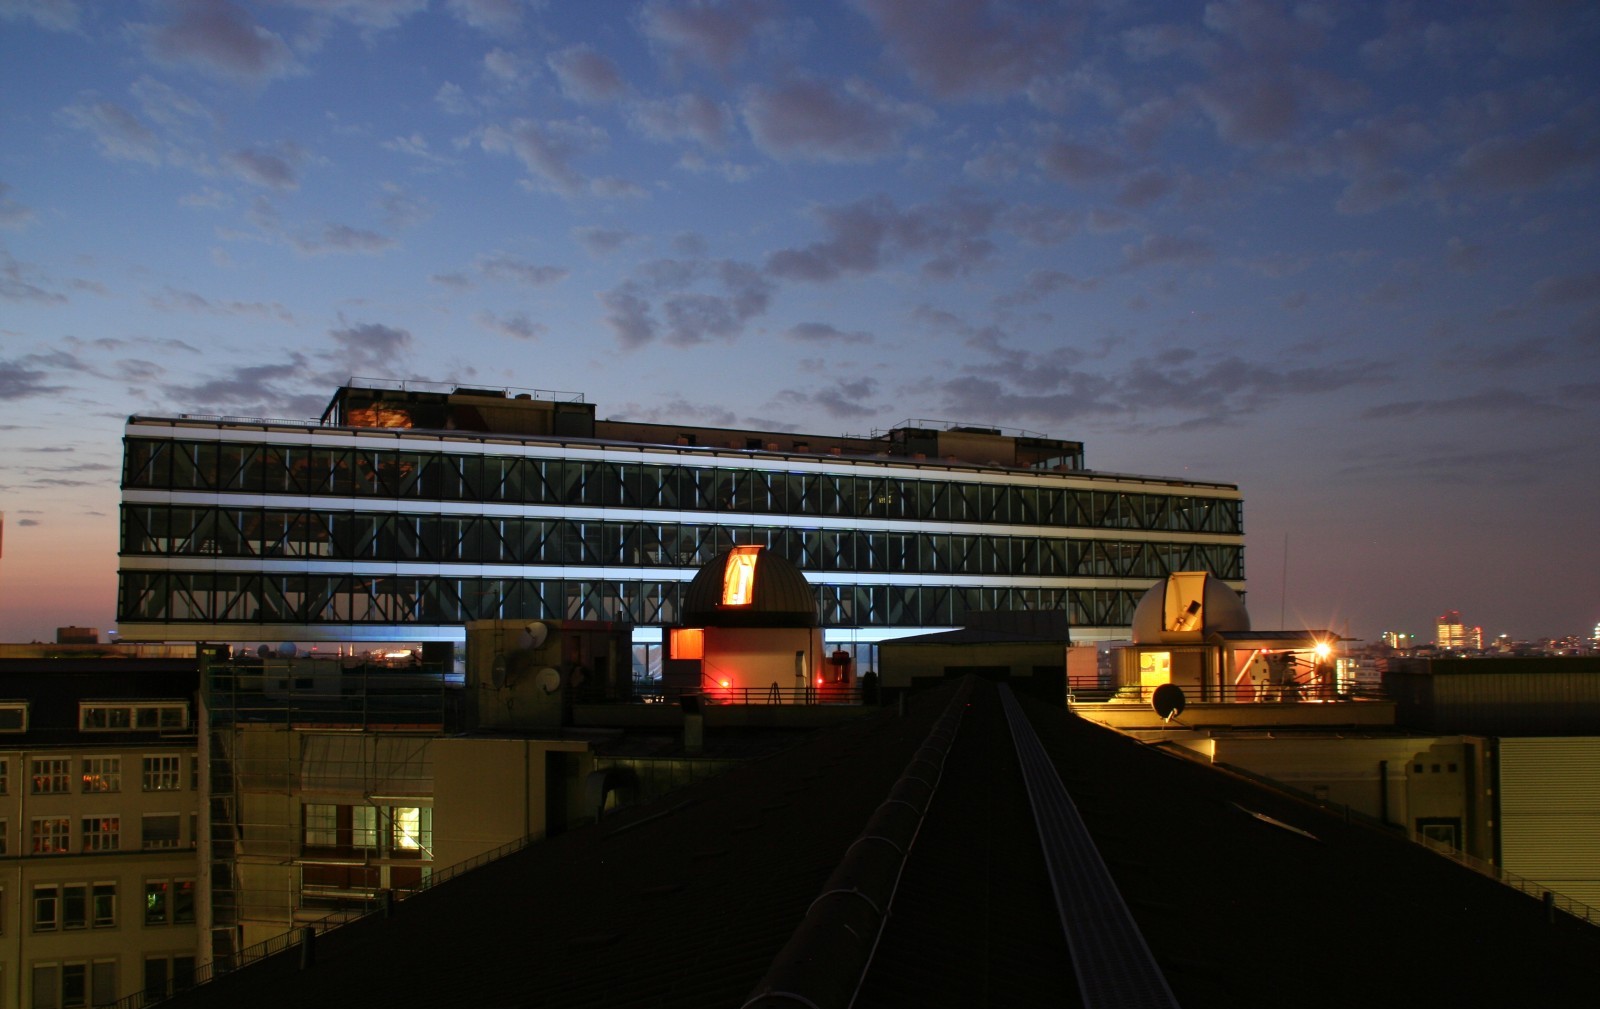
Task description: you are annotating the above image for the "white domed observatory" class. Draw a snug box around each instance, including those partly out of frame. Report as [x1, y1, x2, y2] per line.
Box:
[1118, 572, 1338, 706]
[661, 546, 835, 702]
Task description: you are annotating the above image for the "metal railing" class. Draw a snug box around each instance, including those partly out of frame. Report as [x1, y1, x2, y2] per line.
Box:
[1070, 681, 1390, 705]
[633, 683, 862, 706]
[1412, 834, 1600, 926]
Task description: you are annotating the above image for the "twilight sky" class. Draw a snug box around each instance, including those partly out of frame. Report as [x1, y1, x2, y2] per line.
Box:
[1, 0, 1597, 645]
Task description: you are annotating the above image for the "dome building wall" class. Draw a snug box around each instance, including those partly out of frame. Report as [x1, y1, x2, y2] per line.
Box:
[663, 547, 832, 702]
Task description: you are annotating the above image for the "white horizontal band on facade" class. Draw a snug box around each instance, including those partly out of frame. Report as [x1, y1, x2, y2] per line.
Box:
[116, 555, 1228, 594]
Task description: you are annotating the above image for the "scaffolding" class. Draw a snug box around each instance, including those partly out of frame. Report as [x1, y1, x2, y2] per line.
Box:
[200, 654, 451, 964]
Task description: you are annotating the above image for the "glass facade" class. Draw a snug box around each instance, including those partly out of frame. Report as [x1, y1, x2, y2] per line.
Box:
[118, 421, 1244, 639]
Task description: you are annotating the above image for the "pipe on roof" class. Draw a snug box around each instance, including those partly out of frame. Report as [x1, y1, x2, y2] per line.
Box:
[740, 679, 973, 1009]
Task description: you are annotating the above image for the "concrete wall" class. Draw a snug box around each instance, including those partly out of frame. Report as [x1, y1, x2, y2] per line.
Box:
[432, 736, 595, 869]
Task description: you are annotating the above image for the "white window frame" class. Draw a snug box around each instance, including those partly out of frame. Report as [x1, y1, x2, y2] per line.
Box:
[80, 756, 120, 793]
[31, 758, 70, 795]
[79, 701, 189, 732]
[0, 699, 27, 732]
[141, 755, 182, 792]
[80, 815, 120, 853]
[31, 817, 70, 855]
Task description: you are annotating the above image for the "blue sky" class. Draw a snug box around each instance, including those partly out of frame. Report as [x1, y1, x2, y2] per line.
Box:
[1, 0, 1597, 644]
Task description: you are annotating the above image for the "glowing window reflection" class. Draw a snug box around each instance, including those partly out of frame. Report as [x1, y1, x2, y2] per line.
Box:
[722, 546, 761, 606]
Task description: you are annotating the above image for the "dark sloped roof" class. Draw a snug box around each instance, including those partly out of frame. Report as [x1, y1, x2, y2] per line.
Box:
[162, 679, 1600, 1009]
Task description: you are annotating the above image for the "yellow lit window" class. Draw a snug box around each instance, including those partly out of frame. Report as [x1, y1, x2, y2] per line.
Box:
[722, 546, 761, 606]
[671, 627, 704, 660]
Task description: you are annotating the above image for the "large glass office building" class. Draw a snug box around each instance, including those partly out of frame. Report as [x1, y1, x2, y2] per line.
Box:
[118, 381, 1244, 666]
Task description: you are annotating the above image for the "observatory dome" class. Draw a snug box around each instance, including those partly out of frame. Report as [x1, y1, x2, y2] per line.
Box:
[1130, 572, 1250, 644]
[682, 546, 819, 628]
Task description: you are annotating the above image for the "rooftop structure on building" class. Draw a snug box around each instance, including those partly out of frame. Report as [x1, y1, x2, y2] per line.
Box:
[117, 379, 1245, 664]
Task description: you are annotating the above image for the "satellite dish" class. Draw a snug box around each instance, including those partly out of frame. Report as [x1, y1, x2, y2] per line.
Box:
[534, 667, 562, 695]
[279, 642, 298, 658]
[257, 644, 271, 658]
[1152, 683, 1187, 721]
[525, 621, 549, 649]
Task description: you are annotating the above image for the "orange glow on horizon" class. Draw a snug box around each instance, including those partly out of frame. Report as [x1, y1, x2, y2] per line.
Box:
[722, 545, 761, 606]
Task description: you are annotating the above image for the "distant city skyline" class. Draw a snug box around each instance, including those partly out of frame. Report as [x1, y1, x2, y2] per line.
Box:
[1, 1, 1597, 643]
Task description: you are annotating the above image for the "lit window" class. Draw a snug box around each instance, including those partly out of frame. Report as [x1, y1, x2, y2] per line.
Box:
[32, 758, 70, 794]
[32, 817, 70, 854]
[81, 757, 121, 793]
[81, 816, 120, 852]
[144, 879, 194, 926]
[721, 545, 761, 606]
[389, 807, 432, 856]
[670, 627, 704, 660]
[144, 881, 168, 926]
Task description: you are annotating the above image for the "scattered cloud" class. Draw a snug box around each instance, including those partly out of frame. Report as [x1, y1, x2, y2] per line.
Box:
[638, 0, 783, 72]
[148, 287, 295, 321]
[741, 78, 932, 163]
[852, 0, 1071, 99]
[475, 254, 569, 287]
[628, 93, 732, 148]
[574, 226, 636, 256]
[138, 0, 300, 84]
[1455, 123, 1599, 190]
[480, 117, 608, 196]
[784, 322, 873, 344]
[60, 101, 163, 165]
[0, 359, 65, 399]
[290, 224, 395, 255]
[445, 0, 524, 34]
[475, 310, 547, 340]
[224, 143, 306, 190]
[549, 45, 628, 104]
[0, 182, 35, 229]
[766, 192, 999, 282]
[0, 0, 81, 31]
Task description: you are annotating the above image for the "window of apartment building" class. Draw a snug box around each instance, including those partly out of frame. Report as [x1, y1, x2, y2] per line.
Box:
[303, 803, 392, 854]
[32, 959, 116, 1009]
[0, 699, 27, 732]
[80, 757, 120, 793]
[80, 701, 188, 732]
[1, 818, 8, 855]
[31, 883, 114, 932]
[141, 813, 181, 850]
[31, 817, 70, 854]
[31, 758, 70, 794]
[303, 803, 338, 847]
[390, 806, 432, 856]
[0, 756, 9, 793]
[143, 955, 195, 1001]
[81, 816, 119, 852]
[142, 755, 182, 791]
[143, 879, 195, 926]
